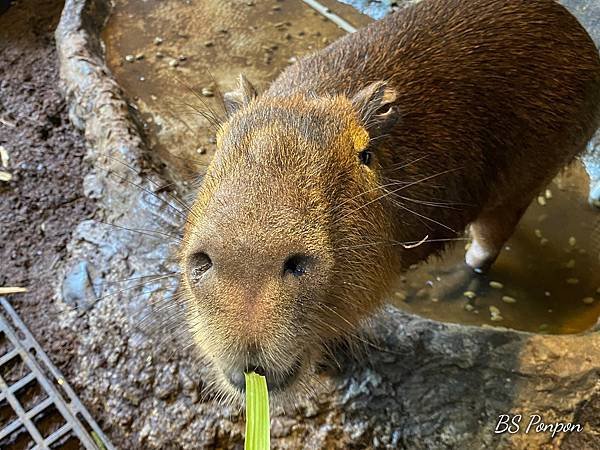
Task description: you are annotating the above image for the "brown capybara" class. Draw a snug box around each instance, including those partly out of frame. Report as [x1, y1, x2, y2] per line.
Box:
[178, 0, 600, 401]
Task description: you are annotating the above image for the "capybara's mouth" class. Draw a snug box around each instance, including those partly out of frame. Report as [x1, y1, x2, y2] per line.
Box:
[222, 356, 303, 394]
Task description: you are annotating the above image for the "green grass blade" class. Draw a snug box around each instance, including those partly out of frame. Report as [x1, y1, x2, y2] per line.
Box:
[244, 372, 270, 450]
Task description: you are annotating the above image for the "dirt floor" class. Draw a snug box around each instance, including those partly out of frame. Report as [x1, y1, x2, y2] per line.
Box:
[0, 0, 94, 373]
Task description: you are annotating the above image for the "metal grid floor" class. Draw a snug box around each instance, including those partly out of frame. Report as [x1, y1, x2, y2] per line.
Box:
[0, 297, 114, 449]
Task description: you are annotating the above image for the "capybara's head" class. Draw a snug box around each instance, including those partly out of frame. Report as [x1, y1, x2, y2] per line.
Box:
[179, 76, 401, 402]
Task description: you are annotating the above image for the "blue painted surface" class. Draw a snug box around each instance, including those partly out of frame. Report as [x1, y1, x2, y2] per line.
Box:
[584, 137, 600, 207]
[337, 0, 394, 19]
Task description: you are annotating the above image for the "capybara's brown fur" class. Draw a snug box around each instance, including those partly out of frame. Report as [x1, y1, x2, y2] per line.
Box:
[180, 0, 600, 401]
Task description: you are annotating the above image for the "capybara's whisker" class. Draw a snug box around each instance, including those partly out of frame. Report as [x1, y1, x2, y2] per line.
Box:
[333, 167, 463, 225]
[94, 220, 183, 243]
[394, 201, 457, 233]
[334, 236, 469, 252]
[381, 154, 430, 172]
[103, 154, 196, 217]
[100, 168, 187, 218]
[94, 274, 178, 303]
[105, 272, 180, 285]
[172, 75, 225, 128]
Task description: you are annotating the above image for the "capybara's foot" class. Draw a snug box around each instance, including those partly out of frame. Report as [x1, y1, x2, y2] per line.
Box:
[465, 239, 498, 273]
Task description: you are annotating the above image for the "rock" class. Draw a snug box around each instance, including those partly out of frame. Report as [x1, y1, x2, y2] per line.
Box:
[61, 260, 98, 311]
[82, 172, 104, 199]
[271, 417, 297, 438]
[155, 364, 179, 399]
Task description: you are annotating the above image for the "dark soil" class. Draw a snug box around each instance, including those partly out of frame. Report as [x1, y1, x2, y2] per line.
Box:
[0, 0, 95, 370]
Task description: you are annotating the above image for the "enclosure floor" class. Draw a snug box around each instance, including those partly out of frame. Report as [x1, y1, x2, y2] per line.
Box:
[0, 0, 101, 447]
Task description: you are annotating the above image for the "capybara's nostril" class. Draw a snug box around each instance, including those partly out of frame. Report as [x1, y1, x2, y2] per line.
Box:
[283, 253, 313, 277]
[188, 252, 212, 282]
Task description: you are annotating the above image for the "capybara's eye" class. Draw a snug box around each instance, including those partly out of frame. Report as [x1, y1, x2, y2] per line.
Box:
[188, 252, 212, 282]
[283, 254, 311, 277]
[358, 149, 373, 166]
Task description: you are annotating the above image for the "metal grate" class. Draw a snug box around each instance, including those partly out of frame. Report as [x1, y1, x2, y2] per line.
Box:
[0, 297, 114, 449]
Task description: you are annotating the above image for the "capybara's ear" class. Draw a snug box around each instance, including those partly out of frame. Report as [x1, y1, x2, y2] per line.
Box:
[223, 74, 258, 116]
[351, 81, 399, 136]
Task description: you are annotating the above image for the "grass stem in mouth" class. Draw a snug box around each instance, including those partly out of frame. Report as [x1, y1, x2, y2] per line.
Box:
[245, 371, 270, 450]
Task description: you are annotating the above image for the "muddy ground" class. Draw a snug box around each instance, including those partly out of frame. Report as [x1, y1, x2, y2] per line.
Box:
[0, 1, 94, 372]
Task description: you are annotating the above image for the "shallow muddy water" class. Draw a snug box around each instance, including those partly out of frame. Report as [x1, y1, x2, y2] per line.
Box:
[393, 164, 600, 334]
[102, 0, 600, 334]
[102, 0, 370, 180]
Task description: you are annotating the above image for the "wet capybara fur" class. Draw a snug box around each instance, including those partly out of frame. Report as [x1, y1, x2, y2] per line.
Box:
[179, 0, 600, 402]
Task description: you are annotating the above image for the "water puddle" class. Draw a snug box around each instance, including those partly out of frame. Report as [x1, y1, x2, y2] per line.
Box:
[102, 0, 370, 180]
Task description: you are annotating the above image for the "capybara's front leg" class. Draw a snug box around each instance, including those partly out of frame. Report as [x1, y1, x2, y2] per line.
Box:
[465, 197, 532, 272]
